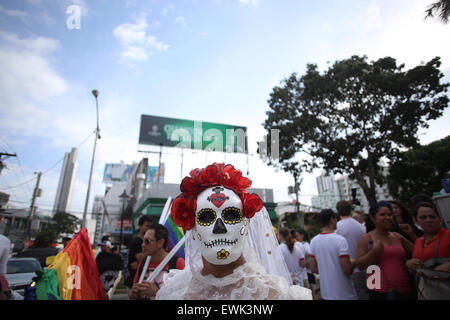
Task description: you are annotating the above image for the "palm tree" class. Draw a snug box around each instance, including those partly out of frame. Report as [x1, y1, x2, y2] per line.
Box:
[425, 0, 450, 24]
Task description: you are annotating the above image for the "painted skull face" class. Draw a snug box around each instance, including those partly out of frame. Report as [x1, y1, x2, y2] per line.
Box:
[194, 186, 249, 265]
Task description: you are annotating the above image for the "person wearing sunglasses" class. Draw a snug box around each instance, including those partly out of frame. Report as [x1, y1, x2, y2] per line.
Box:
[129, 224, 185, 300]
[406, 202, 450, 273]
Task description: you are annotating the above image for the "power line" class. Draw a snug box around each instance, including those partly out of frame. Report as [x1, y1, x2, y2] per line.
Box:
[0, 132, 95, 191]
[7, 199, 87, 215]
[0, 175, 35, 191]
[0, 137, 34, 196]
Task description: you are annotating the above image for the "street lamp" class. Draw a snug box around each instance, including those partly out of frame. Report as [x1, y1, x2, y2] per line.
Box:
[82, 90, 101, 229]
[118, 190, 129, 252]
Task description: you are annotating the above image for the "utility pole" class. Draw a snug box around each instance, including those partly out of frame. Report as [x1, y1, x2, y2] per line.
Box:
[27, 171, 42, 240]
[0, 152, 17, 175]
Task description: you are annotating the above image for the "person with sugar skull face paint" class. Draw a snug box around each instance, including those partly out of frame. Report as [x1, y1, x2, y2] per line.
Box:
[156, 163, 312, 300]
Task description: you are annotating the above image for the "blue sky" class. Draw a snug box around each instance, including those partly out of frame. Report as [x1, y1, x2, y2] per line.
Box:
[1, 0, 450, 218]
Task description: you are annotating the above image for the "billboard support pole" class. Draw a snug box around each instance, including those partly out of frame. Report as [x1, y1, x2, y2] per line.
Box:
[158, 144, 162, 184]
[180, 148, 184, 180]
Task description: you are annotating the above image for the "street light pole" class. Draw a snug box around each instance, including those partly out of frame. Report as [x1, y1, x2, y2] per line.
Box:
[82, 90, 101, 228]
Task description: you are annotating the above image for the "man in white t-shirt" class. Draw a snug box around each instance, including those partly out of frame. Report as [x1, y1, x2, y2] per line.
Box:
[310, 209, 358, 300]
[336, 201, 368, 300]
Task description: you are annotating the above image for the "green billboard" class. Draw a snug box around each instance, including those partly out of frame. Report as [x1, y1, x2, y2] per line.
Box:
[138, 115, 248, 153]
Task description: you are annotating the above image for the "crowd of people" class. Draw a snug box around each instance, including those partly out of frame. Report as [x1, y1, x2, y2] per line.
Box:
[274, 196, 450, 300]
[1, 165, 449, 300]
[51, 194, 450, 300]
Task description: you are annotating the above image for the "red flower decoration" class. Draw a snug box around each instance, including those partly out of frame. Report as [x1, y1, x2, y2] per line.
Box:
[241, 193, 263, 219]
[171, 195, 197, 231]
[171, 163, 263, 230]
[189, 168, 201, 181]
[224, 169, 251, 194]
[198, 163, 223, 187]
[180, 176, 203, 197]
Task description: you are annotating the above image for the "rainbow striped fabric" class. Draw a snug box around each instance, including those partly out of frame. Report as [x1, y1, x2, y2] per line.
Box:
[49, 228, 105, 300]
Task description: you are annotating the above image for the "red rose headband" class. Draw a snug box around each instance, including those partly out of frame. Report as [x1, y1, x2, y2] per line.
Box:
[171, 163, 263, 231]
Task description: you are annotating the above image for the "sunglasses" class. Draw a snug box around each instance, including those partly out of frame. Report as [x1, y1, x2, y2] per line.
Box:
[143, 238, 157, 245]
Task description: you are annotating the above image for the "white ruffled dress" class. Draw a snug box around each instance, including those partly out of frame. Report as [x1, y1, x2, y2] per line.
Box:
[156, 261, 312, 300]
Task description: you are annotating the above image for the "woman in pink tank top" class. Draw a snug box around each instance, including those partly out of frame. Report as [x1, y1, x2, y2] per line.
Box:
[356, 201, 415, 300]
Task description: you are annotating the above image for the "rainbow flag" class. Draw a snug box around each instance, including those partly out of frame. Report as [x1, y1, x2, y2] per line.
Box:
[49, 228, 105, 300]
[164, 213, 185, 260]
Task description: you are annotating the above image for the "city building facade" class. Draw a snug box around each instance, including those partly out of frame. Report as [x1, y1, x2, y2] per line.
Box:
[311, 169, 391, 213]
[53, 148, 78, 214]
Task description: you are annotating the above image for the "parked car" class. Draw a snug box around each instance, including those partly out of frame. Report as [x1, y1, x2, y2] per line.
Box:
[14, 247, 60, 268]
[5, 257, 42, 298]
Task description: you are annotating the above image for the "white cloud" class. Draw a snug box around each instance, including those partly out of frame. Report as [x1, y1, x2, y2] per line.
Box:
[0, 100, 51, 136]
[26, 0, 43, 5]
[0, 31, 66, 102]
[239, 0, 260, 7]
[371, 1, 450, 70]
[175, 16, 186, 27]
[0, 31, 67, 138]
[122, 45, 148, 61]
[159, 4, 175, 16]
[113, 15, 169, 62]
[0, 31, 59, 57]
[0, 4, 27, 19]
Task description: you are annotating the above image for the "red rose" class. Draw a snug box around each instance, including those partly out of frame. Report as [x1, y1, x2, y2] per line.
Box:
[180, 177, 203, 197]
[189, 168, 201, 182]
[241, 193, 263, 219]
[198, 163, 223, 187]
[224, 169, 252, 194]
[171, 195, 197, 231]
[222, 164, 237, 182]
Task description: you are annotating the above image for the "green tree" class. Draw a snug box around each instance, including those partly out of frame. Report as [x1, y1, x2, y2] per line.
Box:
[305, 214, 321, 241]
[387, 135, 450, 205]
[280, 212, 301, 230]
[425, 0, 450, 24]
[264, 55, 449, 208]
[49, 212, 79, 237]
[33, 229, 58, 248]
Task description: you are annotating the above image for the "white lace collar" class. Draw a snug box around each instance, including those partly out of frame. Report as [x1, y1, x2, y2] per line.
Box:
[190, 261, 265, 287]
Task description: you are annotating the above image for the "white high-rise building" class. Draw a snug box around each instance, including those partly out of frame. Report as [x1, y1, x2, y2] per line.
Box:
[312, 168, 391, 213]
[53, 148, 78, 214]
[311, 172, 341, 211]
